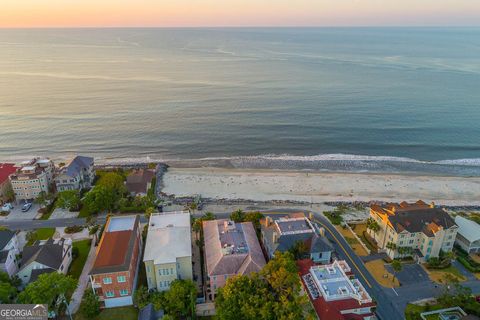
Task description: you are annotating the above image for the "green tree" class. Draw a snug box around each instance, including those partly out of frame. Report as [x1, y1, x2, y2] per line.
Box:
[34, 191, 50, 208]
[366, 217, 380, 235]
[18, 273, 77, 308]
[244, 212, 264, 230]
[391, 260, 402, 284]
[289, 240, 309, 260]
[145, 207, 156, 219]
[230, 209, 245, 222]
[216, 252, 307, 320]
[216, 274, 272, 320]
[80, 290, 100, 318]
[164, 279, 197, 319]
[56, 190, 81, 211]
[134, 286, 151, 309]
[96, 172, 126, 194]
[386, 241, 397, 257]
[0, 271, 18, 303]
[83, 186, 117, 214]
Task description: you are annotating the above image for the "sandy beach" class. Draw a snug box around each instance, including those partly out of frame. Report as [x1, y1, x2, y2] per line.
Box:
[162, 167, 480, 206]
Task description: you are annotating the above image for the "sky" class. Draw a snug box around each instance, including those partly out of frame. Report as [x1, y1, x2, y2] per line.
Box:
[1, 0, 480, 28]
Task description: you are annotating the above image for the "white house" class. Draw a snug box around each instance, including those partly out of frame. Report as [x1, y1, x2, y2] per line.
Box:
[17, 238, 72, 285]
[0, 230, 20, 277]
[454, 216, 480, 254]
[55, 156, 95, 192]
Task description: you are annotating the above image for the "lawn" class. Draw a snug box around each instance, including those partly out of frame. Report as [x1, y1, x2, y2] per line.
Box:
[74, 306, 138, 320]
[365, 260, 400, 288]
[422, 264, 466, 283]
[68, 239, 91, 279]
[335, 226, 369, 256]
[405, 303, 446, 320]
[26, 228, 56, 246]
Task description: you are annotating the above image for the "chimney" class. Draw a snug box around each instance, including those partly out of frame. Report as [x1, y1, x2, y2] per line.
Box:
[430, 202, 435, 208]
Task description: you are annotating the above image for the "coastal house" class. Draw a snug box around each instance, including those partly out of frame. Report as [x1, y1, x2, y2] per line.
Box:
[203, 219, 266, 300]
[261, 213, 333, 264]
[454, 216, 480, 254]
[125, 169, 155, 196]
[17, 238, 72, 285]
[89, 215, 141, 308]
[369, 201, 458, 262]
[143, 211, 193, 292]
[9, 158, 55, 201]
[0, 230, 20, 277]
[298, 259, 376, 320]
[0, 163, 17, 203]
[55, 155, 95, 192]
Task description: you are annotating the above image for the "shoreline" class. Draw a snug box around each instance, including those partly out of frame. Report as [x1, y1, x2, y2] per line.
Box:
[161, 167, 480, 206]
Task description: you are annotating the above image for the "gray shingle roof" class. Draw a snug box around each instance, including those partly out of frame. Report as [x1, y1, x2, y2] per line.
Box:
[0, 230, 15, 250]
[388, 208, 456, 236]
[19, 238, 67, 272]
[61, 156, 93, 177]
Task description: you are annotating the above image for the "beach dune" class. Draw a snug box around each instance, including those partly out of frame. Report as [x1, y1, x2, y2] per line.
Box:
[162, 167, 480, 206]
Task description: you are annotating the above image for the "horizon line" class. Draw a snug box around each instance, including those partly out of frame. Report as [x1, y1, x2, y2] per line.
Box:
[1, 25, 480, 30]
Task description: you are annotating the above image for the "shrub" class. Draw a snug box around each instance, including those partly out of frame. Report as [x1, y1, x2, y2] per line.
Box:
[88, 225, 99, 235]
[64, 225, 84, 234]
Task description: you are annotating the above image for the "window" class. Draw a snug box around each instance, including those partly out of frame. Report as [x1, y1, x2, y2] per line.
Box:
[147, 266, 150, 272]
[448, 235, 453, 240]
[103, 277, 112, 284]
[105, 291, 115, 298]
[117, 276, 126, 283]
[224, 275, 228, 280]
[409, 240, 414, 244]
[119, 289, 128, 296]
[170, 268, 174, 274]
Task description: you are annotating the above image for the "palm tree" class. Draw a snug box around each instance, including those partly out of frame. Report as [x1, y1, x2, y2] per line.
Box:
[366, 218, 380, 237]
[391, 260, 402, 284]
[386, 241, 397, 258]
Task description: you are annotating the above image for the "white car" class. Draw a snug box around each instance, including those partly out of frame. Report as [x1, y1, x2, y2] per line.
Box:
[1, 203, 13, 212]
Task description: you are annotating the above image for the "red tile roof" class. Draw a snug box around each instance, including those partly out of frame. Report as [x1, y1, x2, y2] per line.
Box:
[0, 163, 16, 185]
[93, 230, 132, 268]
[297, 259, 376, 320]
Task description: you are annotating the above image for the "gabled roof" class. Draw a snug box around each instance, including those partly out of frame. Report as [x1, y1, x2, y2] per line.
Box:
[19, 238, 69, 272]
[0, 163, 16, 185]
[59, 156, 93, 177]
[126, 169, 155, 194]
[388, 207, 456, 236]
[455, 216, 480, 243]
[0, 230, 15, 250]
[138, 303, 164, 320]
[30, 268, 56, 282]
[203, 219, 265, 277]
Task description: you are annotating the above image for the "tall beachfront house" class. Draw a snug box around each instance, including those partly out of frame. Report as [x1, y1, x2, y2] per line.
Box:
[298, 259, 376, 320]
[89, 215, 141, 308]
[454, 216, 480, 254]
[55, 155, 95, 192]
[369, 201, 458, 262]
[261, 212, 333, 264]
[203, 219, 266, 300]
[9, 158, 54, 201]
[143, 211, 193, 291]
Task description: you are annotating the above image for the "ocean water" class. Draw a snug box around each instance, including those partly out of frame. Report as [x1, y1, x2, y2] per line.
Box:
[0, 28, 480, 175]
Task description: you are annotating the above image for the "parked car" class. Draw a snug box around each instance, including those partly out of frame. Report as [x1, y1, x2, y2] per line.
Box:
[21, 202, 32, 212]
[1, 203, 13, 212]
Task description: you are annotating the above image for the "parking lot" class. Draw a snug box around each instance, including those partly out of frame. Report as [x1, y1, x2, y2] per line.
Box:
[385, 263, 430, 286]
[0, 202, 40, 221]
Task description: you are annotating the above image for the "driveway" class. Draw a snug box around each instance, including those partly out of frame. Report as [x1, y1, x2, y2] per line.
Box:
[385, 263, 430, 286]
[50, 207, 78, 219]
[0, 203, 40, 221]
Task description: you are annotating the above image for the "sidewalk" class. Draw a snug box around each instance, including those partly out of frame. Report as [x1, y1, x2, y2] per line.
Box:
[68, 235, 97, 315]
